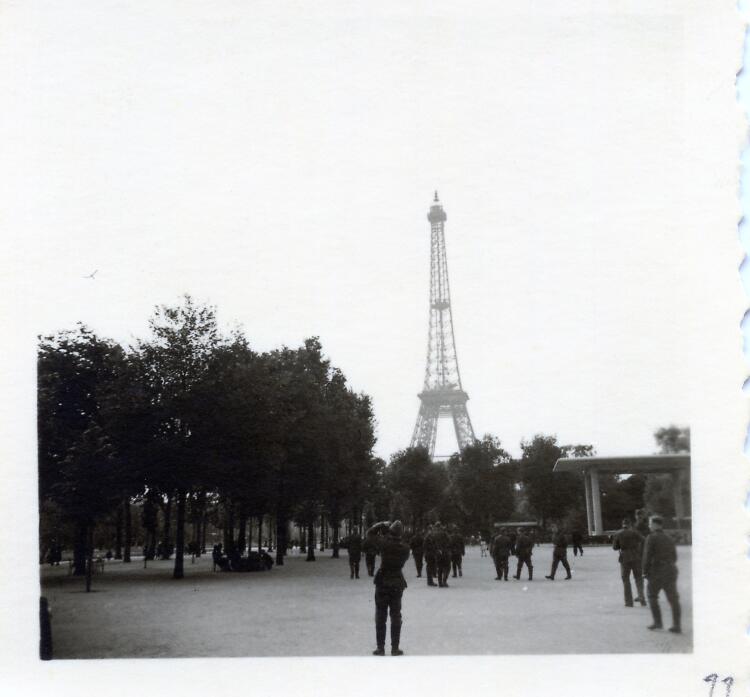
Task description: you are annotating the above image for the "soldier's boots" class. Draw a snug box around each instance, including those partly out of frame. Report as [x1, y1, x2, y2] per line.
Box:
[373, 648, 385, 656]
[648, 602, 663, 630]
[391, 624, 403, 655]
[458, 567, 462, 577]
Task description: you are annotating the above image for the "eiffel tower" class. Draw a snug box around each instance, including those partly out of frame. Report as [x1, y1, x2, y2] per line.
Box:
[410, 192, 476, 458]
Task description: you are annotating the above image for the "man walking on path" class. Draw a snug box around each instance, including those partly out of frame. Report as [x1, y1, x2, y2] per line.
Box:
[545, 524, 572, 580]
[363, 530, 378, 577]
[491, 528, 512, 581]
[513, 527, 534, 581]
[423, 525, 438, 586]
[449, 526, 465, 578]
[642, 515, 681, 633]
[612, 518, 645, 606]
[571, 528, 584, 556]
[347, 531, 362, 579]
[367, 520, 410, 656]
[410, 529, 424, 578]
[433, 522, 452, 587]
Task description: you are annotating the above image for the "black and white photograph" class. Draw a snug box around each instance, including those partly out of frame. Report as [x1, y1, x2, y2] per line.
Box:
[1, 1, 746, 695]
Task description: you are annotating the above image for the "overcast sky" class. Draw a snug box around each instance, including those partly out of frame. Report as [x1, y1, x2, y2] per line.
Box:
[4, 3, 699, 460]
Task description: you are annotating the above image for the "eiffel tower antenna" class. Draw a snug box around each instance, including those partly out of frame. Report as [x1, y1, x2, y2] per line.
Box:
[410, 193, 476, 458]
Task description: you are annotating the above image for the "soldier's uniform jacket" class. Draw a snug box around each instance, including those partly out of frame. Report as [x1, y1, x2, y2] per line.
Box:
[552, 531, 568, 551]
[635, 519, 650, 539]
[491, 534, 511, 558]
[410, 534, 424, 554]
[642, 529, 677, 579]
[515, 533, 533, 557]
[373, 534, 411, 591]
[363, 534, 378, 556]
[612, 528, 643, 564]
[423, 531, 437, 558]
[431, 528, 451, 557]
[449, 533, 465, 556]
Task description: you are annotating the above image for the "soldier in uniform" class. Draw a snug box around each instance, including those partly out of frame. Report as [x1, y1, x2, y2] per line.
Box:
[508, 528, 518, 556]
[433, 522, 452, 587]
[449, 526, 465, 578]
[642, 515, 681, 633]
[491, 527, 512, 581]
[410, 529, 424, 577]
[363, 529, 378, 577]
[423, 525, 438, 586]
[545, 524, 572, 580]
[571, 528, 584, 557]
[513, 527, 534, 580]
[367, 520, 411, 656]
[635, 508, 650, 539]
[612, 518, 645, 606]
[348, 531, 362, 579]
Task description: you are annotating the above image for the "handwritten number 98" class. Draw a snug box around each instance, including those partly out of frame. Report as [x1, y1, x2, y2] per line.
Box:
[704, 674, 734, 697]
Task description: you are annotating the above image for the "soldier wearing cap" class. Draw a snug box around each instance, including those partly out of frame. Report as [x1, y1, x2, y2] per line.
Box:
[612, 518, 646, 606]
[449, 526, 465, 578]
[642, 515, 681, 633]
[367, 520, 411, 656]
[363, 529, 378, 577]
[545, 524, 572, 581]
[423, 525, 438, 586]
[410, 529, 424, 578]
[513, 527, 534, 581]
[347, 531, 362, 580]
[491, 527, 512, 581]
[432, 522, 452, 587]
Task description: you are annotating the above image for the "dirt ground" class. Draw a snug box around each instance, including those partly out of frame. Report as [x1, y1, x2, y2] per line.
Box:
[40, 544, 691, 658]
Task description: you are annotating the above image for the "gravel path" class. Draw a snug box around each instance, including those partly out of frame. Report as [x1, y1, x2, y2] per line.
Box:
[40, 544, 691, 658]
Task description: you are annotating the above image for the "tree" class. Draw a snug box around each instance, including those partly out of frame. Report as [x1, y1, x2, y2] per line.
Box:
[644, 425, 691, 517]
[518, 435, 588, 526]
[386, 447, 447, 528]
[135, 295, 222, 579]
[446, 434, 514, 533]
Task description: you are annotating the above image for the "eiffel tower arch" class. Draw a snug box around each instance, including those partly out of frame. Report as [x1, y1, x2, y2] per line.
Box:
[410, 192, 476, 458]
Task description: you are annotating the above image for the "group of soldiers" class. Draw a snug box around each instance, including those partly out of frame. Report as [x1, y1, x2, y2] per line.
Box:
[409, 522, 465, 587]
[487, 526, 538, 581]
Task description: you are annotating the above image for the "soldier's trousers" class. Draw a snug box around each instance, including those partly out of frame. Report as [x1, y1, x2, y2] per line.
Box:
[365, 553, 376, 577]
[451, 552, 462, 577]
[375, 586, 403, 649]
[493, 555, 509, 580]
[438, 556, 451, 586]
[349, 559, 360, 579]
[620, 560, 644, 605]
[647, 569, 681, 629]
[425, 554, 437, 584]
[515, 555, 533, 580]
[572, 543, 583, 556]
[413, 552, 423, 577]
[549, 551, 571, 579]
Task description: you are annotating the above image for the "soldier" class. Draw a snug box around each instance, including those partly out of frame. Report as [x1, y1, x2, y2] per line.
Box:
[642, 515, 681, 633]
[410, 529, 424, 577]
[545, 524, 572, 580]
[612, 518, 645, 607]
[348, 531, 362, 579]
[508, 528, 518, 556]
[367, 520, 411, 656]
[513, 527, 533, 581]
[423, 525, 438, 586]
[449, 526, 465, 578]
[571, 528, 584, 556]
[491, 527, 512, 581]
[433, 522, 452, 587]
[635, 508, 650, 539]
[363, 529, 378, 577]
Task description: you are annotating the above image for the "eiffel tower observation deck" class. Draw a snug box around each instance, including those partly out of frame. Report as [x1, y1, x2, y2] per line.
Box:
[410, 192, 476, 458]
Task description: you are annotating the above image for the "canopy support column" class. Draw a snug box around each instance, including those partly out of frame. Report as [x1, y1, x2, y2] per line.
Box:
[590, 468, 603, 536]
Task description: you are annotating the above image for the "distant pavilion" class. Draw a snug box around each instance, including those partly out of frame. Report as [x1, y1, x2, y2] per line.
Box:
[553, 454, 691, 536]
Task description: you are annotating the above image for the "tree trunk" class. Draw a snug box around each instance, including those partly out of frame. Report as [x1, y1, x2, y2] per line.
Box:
[85, 525, 94, 592]
[173, 488, 186, 579]
[224, 503, 235, 553]
[114, 504, 123, 559]
[237, 513, 247, 554]
[201, 512, 208, 553]
[319, 514, 325, 551]
[331, 517, 340, 558]
[306, 520, 316, 561]
[275, 515, 286, 566]
[123, 498, 131, 563]
[160, 495, 172, 559]
[73, 521, 87, 576]
[257, 515, 263, 551]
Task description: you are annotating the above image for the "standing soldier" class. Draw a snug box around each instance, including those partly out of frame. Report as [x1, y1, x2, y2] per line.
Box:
[635, 509, 650, 539]
[410, 529, 424, 578]
[612, 518, 645, 606]
[571, 528, 584, 557]
[642, 515, 681, 633]
[367, 520, 411, 656]
[513, 527, 534, 581]
[449, 526, 465, 578]
[433, 522, 452, 587]
[491, 527, 512, 581]
[545, 524, 572, 580]
[348, 531, 362, 579]
[363, 529, 378, 577]
[423, 525, 438, 586]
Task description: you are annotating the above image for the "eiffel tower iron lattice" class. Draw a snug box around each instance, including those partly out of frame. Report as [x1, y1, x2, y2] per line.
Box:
[410, 192, 476, 458]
